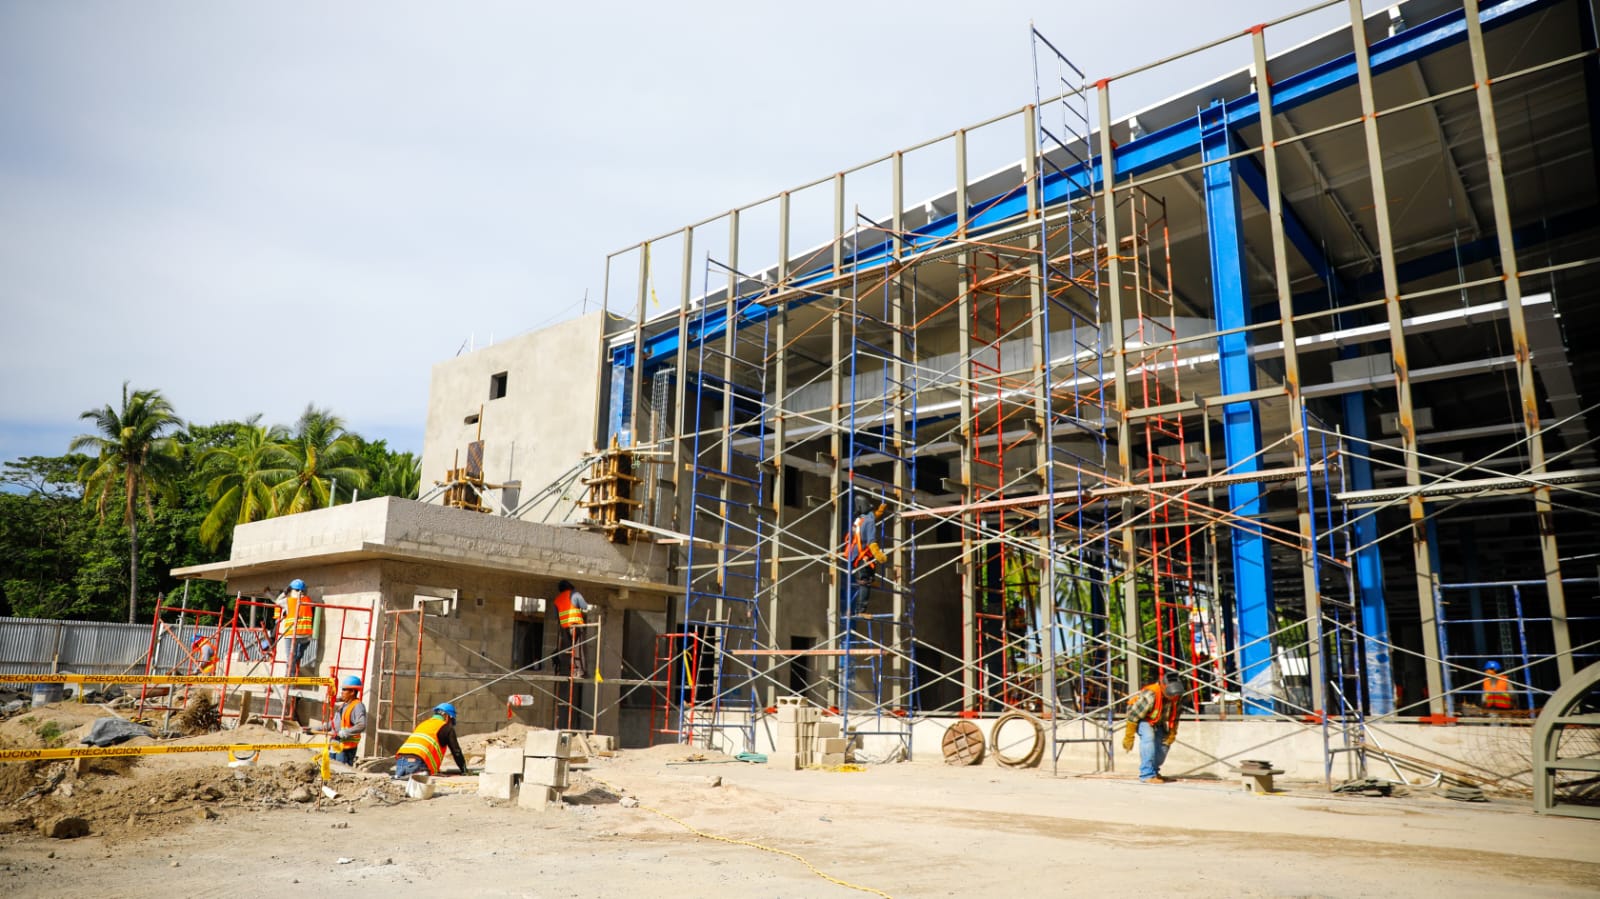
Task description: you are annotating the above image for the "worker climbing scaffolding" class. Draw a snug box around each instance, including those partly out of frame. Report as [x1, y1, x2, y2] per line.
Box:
[842, 497, 890, 619]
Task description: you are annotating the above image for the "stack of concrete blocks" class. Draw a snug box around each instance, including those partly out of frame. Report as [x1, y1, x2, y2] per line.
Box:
[767, 697, 848, 769]
[475, 729, 572, 811]
[520, 729, 572, 810]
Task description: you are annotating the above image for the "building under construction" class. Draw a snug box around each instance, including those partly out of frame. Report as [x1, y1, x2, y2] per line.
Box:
[169, 0, 1600, 813]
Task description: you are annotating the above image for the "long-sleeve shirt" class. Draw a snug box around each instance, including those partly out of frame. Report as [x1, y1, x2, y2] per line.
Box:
[437, 720, 468, 773]
[1124, 687, 1159, 724]
[331, 699, 367, 740]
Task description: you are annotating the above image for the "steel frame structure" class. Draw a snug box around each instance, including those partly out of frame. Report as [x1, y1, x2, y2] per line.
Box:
[593, 0, 1600, 785]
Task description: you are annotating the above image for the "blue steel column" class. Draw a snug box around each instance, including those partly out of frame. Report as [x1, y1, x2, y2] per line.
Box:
[1341, 389, 1395, 714]
[1201, 101, 1275, 714]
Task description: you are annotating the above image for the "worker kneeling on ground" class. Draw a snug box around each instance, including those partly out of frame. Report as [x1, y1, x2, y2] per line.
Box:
[1122, 673, 1185, 784]
[393, 702, 469, 780]
[317, 675, 367, 765]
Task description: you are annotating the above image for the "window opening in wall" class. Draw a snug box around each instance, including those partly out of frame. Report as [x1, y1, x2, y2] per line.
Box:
[489, 371, 509, 400]
[464, 413, 480, 425]
[783, 465, 802, 509]
[788, 635, 815, 696]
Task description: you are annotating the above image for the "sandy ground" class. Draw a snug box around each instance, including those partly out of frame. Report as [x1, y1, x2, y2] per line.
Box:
[1, 726, 1597, 899]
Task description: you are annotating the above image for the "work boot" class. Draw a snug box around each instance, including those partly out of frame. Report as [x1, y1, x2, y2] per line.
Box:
[1141, 775, 1169, 784]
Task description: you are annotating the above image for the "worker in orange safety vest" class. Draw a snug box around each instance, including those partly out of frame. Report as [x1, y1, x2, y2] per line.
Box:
[1121, 674, 1185, 784]
[316, 675, 368, 765]
[1480, 660, 1514, 711]
[552, 580, 591, 678]
[276, 578, 317, 676]
[394, 703, 468, 780]
[842, 499, 889, 618]
[190, 634, 218, 675]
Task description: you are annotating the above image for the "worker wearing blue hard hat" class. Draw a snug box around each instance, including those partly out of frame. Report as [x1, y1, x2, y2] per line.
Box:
[1481, 660, 1513, 711]
[316, 674, 368, 765]
[275, 578, 317, 676]
[394, 702, 468, 780]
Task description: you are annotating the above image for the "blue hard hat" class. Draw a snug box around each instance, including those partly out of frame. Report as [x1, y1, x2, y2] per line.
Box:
[289, 579, 306, 591]
[191, 635, 205, 645]
[1485, 660, 1502, 672]
[340, 675, 362, 689]
[435, 702, 457, 718]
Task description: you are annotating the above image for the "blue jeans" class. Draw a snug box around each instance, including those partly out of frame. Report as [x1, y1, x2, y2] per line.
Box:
[1138, 721, 1171, 781]
[332, 747, 356, 766]
[393, 755, 427, 780]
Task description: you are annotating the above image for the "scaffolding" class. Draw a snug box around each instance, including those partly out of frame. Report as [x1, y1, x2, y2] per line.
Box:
[596, 0, 1600, 790]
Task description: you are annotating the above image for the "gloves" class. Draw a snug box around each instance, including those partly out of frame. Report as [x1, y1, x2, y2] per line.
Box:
[1121, 721, 1137, 752]
[1163, 730, 1177, 747]
[869, 542, 888, 565]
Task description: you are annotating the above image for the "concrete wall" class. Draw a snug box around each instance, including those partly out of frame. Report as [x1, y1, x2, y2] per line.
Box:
[420, 311, 608, 520]
[226, 496, 668, 586]
[692, 711, 1537, 794]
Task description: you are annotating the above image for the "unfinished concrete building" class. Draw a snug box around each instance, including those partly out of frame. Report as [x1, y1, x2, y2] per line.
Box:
[176, 0, 1600, 811]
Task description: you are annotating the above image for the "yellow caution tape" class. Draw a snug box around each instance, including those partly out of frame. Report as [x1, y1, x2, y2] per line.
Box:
[0, 742, 321, 763]
[1, 674, 334, 687]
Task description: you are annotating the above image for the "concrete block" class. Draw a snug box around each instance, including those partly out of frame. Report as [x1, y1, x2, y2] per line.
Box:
[817, 752, 846, 767]
[478, 772, 518, 800]
[776, 723, 808, 746]
[518, 785, 560, 810]
[524, 730, 572, 759]
[484, 747, 525, 775]
[776, 695, 804, 707]
[816, 737, 847, 754]
[776, 706, 800, 723]
[765, 751, 801, 770]
[524, 756, 569, 790]
[798, 708, 820, 723]
[592, 734, 616, 752]
[816, 721, 842, 739]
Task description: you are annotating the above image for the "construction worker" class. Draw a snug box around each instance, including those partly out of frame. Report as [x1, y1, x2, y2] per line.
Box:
[190, 634, 218, 675]
[552, 580, 591, 678]
[1480, 660, 1513, 711]
[394, 702, 469, 780]
[276, 578, 317, 676]
[316, 675, 368, 765]
[1121, 673, 1185, 784]
[842, 499, 889, 617]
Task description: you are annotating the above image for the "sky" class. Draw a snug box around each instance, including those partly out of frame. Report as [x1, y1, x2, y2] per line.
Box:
[0, 0, 1340, 467]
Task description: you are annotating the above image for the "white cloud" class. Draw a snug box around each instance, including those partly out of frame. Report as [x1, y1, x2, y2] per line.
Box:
[0, 0, 1313, 458]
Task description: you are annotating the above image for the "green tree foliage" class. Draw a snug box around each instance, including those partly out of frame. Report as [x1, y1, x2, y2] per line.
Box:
[0, 390, 419, 623]
[197, 421, 293, 550]
[272, 405, 370, 514]
[71, 383, 184, 623]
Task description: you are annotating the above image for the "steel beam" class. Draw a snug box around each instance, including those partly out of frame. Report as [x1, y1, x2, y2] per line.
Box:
[1253, 28, 1325, 715]
[1098, 82, 1143, 700]
[1201, 99, 1275, 715]
[1347, 0, 1445, 716]
[1462, 0, 1573, 683]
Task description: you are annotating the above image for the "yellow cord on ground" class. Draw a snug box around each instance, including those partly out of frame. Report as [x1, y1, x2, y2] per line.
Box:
[598, 779, 892, 898]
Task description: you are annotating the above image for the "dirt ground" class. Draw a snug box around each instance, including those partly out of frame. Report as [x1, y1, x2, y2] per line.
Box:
[1, 706, 1597, 898]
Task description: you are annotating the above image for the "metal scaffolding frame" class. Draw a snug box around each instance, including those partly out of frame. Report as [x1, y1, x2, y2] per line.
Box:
[591, 0, 1600, 788]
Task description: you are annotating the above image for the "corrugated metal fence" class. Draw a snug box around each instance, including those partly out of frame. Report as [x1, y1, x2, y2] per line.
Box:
[0, 616, 212, 688]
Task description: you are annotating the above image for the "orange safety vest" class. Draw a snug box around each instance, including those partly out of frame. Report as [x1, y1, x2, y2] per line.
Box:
[197, 641, 217, 675]
[1137, 683, 1182, 730]
[397, 715, 448, 774]
[282, 594, 316, 638]
[843, 516, 875, 571]
[1481, 673, 1513, 710]
[552, 589, 585, 630]
[334, 699, 363, 752]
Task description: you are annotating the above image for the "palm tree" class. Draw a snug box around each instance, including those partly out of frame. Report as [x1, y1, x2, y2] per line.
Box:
[273, 405, 369, 514]
[71, 383, 184, 623]
[371, 451, 422, 500]
[197, 422, 294, 550]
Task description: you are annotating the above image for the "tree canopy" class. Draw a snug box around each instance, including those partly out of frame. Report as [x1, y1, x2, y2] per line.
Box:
[0, 389, 421, 623]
